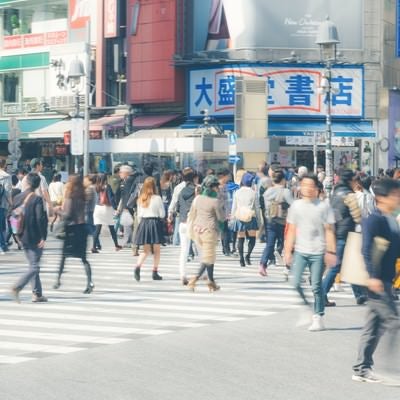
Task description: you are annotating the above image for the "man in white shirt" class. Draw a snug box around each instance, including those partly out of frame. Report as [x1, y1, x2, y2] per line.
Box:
[285, 173, 336, 332]
[22, 158, 53, 216]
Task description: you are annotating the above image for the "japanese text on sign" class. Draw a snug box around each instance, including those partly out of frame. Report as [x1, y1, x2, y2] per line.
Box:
[189, 65, 363, 118]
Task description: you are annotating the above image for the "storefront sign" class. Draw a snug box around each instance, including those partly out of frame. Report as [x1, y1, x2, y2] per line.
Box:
[285, 135, 355, 146]
[3, 31, 68, 50]
[104, 0, 118, 38]
[189, 65, 363, 118]
[71, 118, 84, 155]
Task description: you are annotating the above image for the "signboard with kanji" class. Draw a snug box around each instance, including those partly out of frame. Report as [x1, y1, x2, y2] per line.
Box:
[188, 65, 363, 119]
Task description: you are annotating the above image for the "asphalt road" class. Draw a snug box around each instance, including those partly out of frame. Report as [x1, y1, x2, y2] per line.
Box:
[0, 236, 399, 399]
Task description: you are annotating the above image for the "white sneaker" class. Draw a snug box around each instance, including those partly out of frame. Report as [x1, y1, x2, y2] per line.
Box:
[308, 314, 325, 332]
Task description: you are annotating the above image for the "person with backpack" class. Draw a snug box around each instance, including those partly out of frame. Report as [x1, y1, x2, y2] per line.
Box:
[259, 169, 293, 276]
[0, 159, 12, 254]
[322, 169, 366, 306]
[176, 168, 197, 285]
[11, 173, 48, 303]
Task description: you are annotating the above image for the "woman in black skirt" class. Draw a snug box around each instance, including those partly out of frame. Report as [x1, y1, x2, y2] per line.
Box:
[53, 175, 94, 294]
[134, 177, 165, 282]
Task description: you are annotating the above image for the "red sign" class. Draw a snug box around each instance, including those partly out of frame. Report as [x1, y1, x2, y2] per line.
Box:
[46, 31, 68, 45]
[69, 0, 91, 29]
[64, 132, 71, 145]
[3, 31, 68, 50]
[23, 33, 45, 48]
[3, 35, 22, 50]
[104, 0, 117, 38]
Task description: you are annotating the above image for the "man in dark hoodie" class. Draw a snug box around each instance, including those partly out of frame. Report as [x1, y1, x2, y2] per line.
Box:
[11, 173, 48, 303]
[352, 178, 400, 384]
[322, 169, 366, 306]
[176, 168, 196, 285]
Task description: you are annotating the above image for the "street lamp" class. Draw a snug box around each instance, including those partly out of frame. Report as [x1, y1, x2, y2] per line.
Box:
[316, 16, 340, 196]
[68, 56, 90, 176]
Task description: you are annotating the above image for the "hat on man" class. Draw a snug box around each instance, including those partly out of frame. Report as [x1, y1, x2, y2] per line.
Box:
[30, 158, 42, 169]
[119, 165, 133, 174]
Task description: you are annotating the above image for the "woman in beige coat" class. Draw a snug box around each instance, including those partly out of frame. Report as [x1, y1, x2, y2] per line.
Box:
[187, 175, 224, 292]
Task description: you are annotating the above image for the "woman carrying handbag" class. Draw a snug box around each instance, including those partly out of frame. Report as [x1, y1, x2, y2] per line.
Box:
[231, 172, 260, 267]
[92, 174, 122, 252]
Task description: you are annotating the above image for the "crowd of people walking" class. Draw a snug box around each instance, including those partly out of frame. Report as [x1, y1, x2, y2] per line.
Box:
[1, 156, 400, 384]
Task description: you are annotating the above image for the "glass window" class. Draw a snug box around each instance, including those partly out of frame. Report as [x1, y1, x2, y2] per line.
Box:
[3, 72, 20, 102]
[1, 0, 67, 37]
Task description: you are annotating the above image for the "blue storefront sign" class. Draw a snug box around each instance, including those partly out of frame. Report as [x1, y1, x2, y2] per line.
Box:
[188, 64, 364, 119]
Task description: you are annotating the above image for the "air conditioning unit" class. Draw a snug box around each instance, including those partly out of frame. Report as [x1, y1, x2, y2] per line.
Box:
[234, 76, 268, 139]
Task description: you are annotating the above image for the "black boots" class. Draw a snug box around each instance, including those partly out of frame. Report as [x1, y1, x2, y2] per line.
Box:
[238, 238, 245, 266]
[246, 237, 256, 265]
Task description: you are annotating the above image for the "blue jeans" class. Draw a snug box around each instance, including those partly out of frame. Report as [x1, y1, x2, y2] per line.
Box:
[322, 238, 366, 299]
[15, 247, 43, 296]
[260, 221, 284, 267]
[0, 207, 7, 250]
[292, 252, 325, 315]
[172, 215, 180, 246]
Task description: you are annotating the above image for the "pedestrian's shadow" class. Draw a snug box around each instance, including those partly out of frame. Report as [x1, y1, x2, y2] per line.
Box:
[324, 327, 362, 331]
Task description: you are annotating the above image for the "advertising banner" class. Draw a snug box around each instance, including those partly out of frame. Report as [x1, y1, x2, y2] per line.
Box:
[104, 0, 118, 38]
[190, 0, 363, 53]
[188, 65, 363, 118]
[388, 91, 400, 167]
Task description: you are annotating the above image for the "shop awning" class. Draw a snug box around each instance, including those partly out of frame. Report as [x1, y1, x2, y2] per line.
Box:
[0, 117, 63, 140]
[90, 115, 125, 131]
[181, 120, 376, 138]
[132, 114, 181, 129]
[268, 120, 376, 138]
[25, 119, 73, 140]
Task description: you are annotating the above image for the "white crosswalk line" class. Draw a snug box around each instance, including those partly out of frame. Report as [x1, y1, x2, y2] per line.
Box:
[0, 238, 356, 365]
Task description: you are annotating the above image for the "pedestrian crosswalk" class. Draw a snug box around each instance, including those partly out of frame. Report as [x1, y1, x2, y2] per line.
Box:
[0, 236, 356, 365]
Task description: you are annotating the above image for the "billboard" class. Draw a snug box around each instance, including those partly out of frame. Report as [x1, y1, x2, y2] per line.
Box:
[190, 0, 363, 53]
[388, 91, 400, 167]
[188, 65, 364, 118]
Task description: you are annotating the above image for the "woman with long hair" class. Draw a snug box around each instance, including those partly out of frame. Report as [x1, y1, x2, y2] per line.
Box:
[231, 172, 259, 267]
[53, 175, 94, 294]
[160, 170, 173, 244]
[134, 177, 165, 282]
[92, 173, 122, 252]
[187, 175, 224, 292]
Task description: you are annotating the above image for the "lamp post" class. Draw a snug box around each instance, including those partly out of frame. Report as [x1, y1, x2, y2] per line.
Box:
[316, 16, 340, 196]
[67, 24, 91, 176]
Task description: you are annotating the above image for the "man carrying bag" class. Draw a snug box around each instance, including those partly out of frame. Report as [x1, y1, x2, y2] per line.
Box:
[352, 178, 400, 384]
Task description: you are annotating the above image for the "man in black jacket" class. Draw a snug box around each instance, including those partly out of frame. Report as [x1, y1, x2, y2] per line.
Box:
[352, 178, 400, 384]
[11, 173, 48, 303]
[322, 169, 366, 306]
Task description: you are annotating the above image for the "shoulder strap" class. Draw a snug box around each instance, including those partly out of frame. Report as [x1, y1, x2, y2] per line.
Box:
[21, 192, 34, 207]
